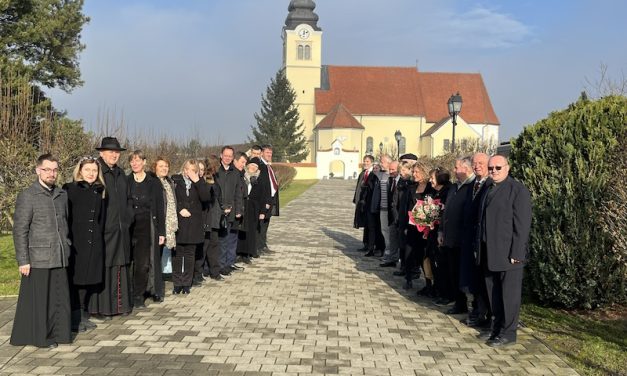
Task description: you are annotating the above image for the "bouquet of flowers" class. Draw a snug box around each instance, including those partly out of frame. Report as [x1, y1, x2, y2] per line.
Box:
[408, 196, 444, 239]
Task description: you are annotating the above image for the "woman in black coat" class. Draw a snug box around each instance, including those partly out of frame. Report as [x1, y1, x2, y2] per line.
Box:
[127, 151, 165, 308]
[402, 162, 436, 291]
[63, 156, 105, 332]
[171, 159, 211, 294]
[426, 168, 451, 301]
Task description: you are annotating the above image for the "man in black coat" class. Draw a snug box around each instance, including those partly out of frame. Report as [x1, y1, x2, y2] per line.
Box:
[461, 152, 492, 328]
[256, 145, 279, 254]
[91, 137, 133, 318]
[437, 157, 474, 313]
[353, 155, 381, 256]
[476, 155, 532, 347]
[209, 146, 244, 277]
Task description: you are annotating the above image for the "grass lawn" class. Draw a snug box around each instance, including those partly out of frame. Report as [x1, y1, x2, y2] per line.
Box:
[521, 303, 627, 376]
[279, 179, 318, 208]
[0, 234, 20, 296]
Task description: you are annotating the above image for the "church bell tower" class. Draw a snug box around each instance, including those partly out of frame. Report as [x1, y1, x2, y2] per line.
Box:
[282, 0, 322, 162]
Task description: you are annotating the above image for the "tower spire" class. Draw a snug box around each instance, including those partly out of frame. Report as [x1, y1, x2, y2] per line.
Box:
[285, 0, 321, 31]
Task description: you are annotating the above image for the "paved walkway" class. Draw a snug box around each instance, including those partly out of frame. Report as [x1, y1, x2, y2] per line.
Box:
[0, 179, 576, 375]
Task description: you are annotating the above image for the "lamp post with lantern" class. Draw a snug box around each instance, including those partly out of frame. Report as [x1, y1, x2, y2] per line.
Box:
[394, 130, 402, 159]
[447, 92, 463, 153]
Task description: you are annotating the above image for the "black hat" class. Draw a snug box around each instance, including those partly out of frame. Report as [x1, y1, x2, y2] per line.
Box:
[400, 153, 418, 161]
[247, 157, 262, 166]
[95, 137, 126, 151]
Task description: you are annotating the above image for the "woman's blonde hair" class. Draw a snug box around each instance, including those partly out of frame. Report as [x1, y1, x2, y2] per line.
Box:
[72, 157, 106, 197]
[399, 160, 415, 178]
[180, 159, 199, 174]
[412, 161, 430, 183]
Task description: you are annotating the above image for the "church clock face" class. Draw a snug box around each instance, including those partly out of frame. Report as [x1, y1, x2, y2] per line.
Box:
[298, 28, 310, 40]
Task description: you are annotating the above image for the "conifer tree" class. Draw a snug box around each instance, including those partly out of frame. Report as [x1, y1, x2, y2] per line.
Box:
[250, 69, 308, 162]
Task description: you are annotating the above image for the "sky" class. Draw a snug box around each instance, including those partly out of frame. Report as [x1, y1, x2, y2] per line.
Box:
[48, 0, 627, 145]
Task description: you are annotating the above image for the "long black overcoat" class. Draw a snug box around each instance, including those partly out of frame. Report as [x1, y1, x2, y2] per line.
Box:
[209, 164, 244, 229]
[99, 158, 133, 267]
[353, 170, 379, 228]
[63, 181, 105, 285]
[172, 174, 211, 244]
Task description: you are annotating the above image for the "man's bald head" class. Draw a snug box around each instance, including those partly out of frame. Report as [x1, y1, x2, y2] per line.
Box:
[488, 155, 510, 183]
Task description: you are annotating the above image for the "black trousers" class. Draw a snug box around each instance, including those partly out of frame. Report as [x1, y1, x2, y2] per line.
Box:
[172, 243, 198, 287]
[131, 212, 151, 299]
[483, 245, 524, 340]
[405, 227, 425, 282]
[208, 229, 225, 277]
[257, 217, 270, 251]
[194, 231, 210, 281]
[442, 246, 467, 308]
[11, 267, 72, 347]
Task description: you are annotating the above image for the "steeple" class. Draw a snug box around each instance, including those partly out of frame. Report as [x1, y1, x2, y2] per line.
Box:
[284, 0, 321, 31]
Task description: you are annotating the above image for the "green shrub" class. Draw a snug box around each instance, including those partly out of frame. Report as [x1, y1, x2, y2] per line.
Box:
[272, 164, 297, 191]
[510, 94, 627, 309]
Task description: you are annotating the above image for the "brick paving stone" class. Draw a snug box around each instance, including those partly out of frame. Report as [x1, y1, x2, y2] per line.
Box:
[0, 180, 580, 376]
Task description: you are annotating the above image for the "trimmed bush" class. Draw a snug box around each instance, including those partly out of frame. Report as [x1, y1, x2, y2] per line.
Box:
[510, 94, 627, 309]
[272, 164, 297, 191]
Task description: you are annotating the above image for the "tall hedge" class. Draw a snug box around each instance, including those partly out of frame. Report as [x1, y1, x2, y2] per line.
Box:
[509, 94, 627, 309]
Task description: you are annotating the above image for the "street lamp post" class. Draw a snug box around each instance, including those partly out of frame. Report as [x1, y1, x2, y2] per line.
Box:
[394, 130, 402, 159]
[447, 92, 463, 153]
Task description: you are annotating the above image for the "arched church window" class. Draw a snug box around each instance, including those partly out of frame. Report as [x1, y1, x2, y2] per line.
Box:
[304, 45, 311, 60]
[399, 137, 406, 154]
[297, 45, 304, 60]
[366, 137, 373, 154]
[334, 147, 340, 155]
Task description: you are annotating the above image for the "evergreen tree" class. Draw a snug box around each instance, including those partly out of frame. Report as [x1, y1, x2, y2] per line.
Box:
[0, 0, 90, 91]
[250, 69, 308, 162]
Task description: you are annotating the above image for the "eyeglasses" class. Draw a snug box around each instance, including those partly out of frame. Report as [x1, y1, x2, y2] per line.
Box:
[488, 165, 505, 172]
[39, 168, 59, 174]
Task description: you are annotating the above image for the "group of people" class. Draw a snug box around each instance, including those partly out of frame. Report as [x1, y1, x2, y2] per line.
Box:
[353, 152, 531, 347]
[10, 138, 280, 349]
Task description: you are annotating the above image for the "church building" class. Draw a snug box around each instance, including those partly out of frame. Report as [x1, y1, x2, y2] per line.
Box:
[282, 0, 500, 179]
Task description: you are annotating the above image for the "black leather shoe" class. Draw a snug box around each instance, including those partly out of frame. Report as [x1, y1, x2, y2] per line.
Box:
[487, 336, 516, 347]
[434, 298, 454, 306]
[192, 279, 203, 286]
[392, 270, 405, 276]
[182, 286, 191, 294]
[467, 318, 492, 329]
[231, 264, 244, 271]
[153, 295, 164, 303]
[379, 261, 396, 267]
[47, 342, 58, 349]
[446, 306, 468, 315]
[173, 286, 182, 294]
[477, 331, 498, 341]
[210, 274, 224, 281]
[364, 251, 375, 257]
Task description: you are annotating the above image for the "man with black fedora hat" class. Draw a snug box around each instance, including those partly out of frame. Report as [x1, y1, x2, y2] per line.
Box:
[89, 137, 134, 319]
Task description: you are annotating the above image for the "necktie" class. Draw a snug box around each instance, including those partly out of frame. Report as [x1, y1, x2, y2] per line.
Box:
[268, 165, 278, 192]
[363, 170, 369, 183]
[390, 177, 396, 193]
[473, 180, 481, 198]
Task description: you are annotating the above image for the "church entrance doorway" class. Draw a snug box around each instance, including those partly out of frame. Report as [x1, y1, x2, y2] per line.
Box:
[329, 160, 345, 179]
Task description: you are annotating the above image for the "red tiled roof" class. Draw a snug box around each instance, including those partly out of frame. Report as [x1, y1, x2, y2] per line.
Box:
[315, 66, 500, 125]
[314, 103, 365, 130]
